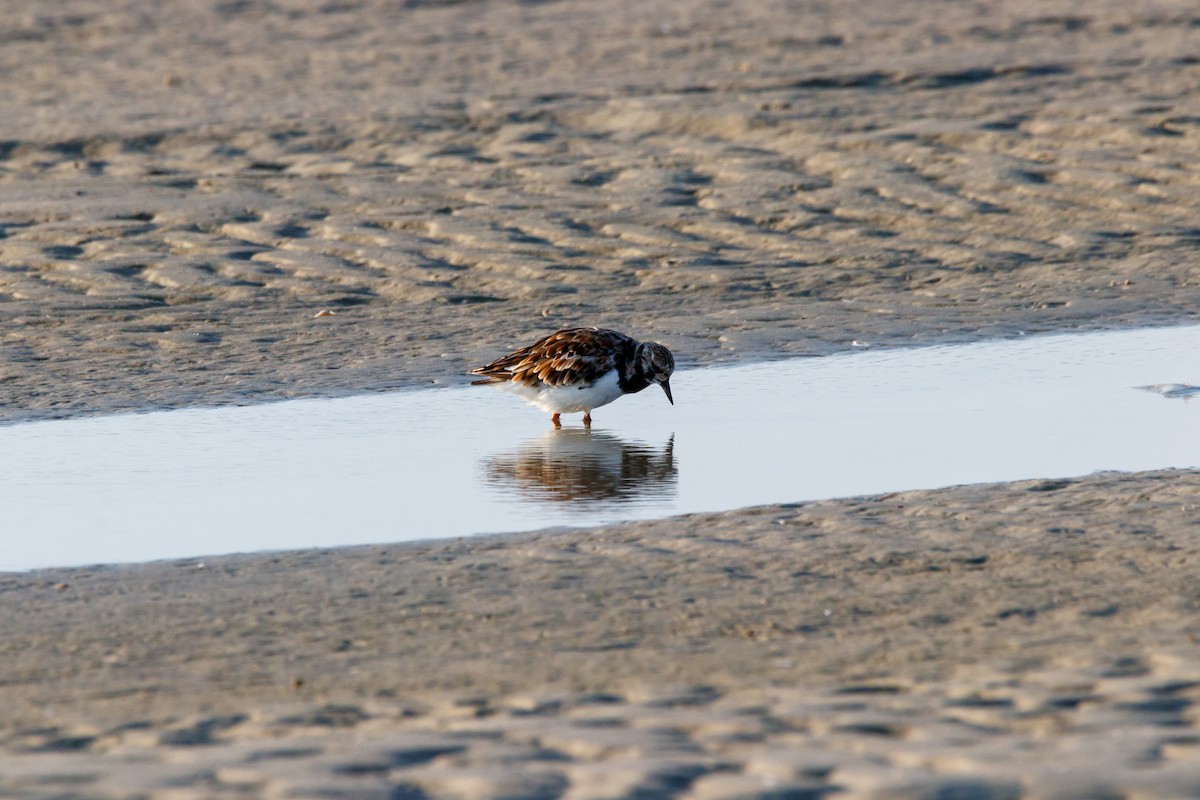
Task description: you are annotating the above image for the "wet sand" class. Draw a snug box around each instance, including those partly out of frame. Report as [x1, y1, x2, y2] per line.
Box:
[4, 0, 1200, 421]
[6, 472, 1200, 797]
[4, 0, 1200, 796]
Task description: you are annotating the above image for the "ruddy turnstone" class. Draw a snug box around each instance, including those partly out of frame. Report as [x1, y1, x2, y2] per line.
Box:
[469, 327, 675, 426]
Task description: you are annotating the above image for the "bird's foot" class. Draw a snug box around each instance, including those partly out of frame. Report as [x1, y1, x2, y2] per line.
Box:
[582, 412, 592, 426]
[551, 413, 561, 428]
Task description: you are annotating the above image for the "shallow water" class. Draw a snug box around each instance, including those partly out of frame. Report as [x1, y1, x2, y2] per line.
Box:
[3, 325, 1199, 571]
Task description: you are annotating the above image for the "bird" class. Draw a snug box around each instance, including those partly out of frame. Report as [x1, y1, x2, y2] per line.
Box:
[468, 327, 675, 426]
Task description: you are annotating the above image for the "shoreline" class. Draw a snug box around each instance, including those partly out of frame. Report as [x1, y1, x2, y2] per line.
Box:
[3, 310, 1198, 427]
[9, 466, 1200, 708]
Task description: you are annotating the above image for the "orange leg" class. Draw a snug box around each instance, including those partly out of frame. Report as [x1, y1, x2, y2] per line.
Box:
[582, 411, 592, 426]
[551, 413, 561, 428]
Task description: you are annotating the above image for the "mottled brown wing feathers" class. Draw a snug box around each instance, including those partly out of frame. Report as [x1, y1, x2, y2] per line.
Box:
[469, 328, 632, 388]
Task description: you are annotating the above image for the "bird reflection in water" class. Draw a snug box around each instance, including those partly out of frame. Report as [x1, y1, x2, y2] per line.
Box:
[483, 428, 677, 509]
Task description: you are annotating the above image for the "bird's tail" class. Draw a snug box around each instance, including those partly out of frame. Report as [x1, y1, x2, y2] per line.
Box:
[468, 368, 508, 385]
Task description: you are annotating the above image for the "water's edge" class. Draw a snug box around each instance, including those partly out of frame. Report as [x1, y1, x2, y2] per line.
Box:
[4, 323, 1199, 571]
[3, 319, 1193, 429]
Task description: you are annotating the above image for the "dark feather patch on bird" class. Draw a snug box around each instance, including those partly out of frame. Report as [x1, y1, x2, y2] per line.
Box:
[469, 328, 637, 388]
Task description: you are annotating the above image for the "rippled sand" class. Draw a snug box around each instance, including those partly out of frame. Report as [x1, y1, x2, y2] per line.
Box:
[4, 0, 1200, 796]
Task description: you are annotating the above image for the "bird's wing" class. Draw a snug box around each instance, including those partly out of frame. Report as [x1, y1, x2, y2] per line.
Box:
[469, 328, 628, 387]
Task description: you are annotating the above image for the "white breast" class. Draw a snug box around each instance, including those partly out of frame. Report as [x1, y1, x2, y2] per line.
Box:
[492, 369, 626, 414]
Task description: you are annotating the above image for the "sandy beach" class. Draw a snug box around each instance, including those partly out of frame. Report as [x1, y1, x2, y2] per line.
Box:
[4, 0, 1200, 796]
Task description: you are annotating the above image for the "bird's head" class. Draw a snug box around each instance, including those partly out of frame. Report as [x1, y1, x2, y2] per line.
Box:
[637, 342, 675, 405]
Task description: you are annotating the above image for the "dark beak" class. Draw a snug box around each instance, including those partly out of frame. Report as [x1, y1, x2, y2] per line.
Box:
[660, 379, 674, 405]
